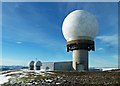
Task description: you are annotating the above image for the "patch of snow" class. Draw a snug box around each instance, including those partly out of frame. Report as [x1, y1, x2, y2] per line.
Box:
[19, 75, 25, 78]
[0, 75, 11, 84]
[102, 68, 118, 71]
[45, 79, 53, 82]
[47, 72, 55, 74]
[21, 69, 34, 73]
[34, 70, 41, 73]
[4, 71, 23, 76]
[56, 82, 60, 84]
[27, 83, 32, 85]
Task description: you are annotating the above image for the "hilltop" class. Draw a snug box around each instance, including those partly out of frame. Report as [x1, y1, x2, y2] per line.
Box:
[0, 69, 119, 86]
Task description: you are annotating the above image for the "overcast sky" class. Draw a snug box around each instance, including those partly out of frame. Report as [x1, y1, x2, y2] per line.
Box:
[2, 2, 118, 67]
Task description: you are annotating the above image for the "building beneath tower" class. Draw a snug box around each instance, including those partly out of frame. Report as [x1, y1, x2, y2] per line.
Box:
[28, 61, 73, 71]
[41, 61, 73, 71]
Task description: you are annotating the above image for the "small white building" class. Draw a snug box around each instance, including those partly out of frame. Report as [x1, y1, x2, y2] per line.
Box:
[41, 61, 73, 71]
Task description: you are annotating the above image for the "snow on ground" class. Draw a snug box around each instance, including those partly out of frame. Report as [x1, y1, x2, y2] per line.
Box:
[0, 70, 25, 85]
[21, 69, 46, 76]
[4, 71, 23, 76]
[102, 68, 118, 71]
[0, 69, 48, 84]
[45, 79, 53, 82]
[90, 67, 118, 71]
[21, 69, 34, 72]
[0, 68, 119, 85]
[0, 75, 11, 84]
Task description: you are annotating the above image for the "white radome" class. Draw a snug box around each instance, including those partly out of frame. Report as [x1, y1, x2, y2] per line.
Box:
[34, 61, 42, 66]
[62, 10, 98, 41]
[28, 61, 34, 66]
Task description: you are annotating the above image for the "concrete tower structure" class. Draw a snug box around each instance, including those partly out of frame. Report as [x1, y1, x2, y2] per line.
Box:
[62, 10, 98, 71]
[28, 61, 34, 70]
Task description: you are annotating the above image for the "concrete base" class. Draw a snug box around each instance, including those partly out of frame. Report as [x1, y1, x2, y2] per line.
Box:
[29, 66, 34, 70]
[35, 66, 41, 70]
[72, 50, 88, 71]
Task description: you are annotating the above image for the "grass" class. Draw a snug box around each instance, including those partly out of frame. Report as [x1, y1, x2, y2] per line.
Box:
[35, 75, 51, 79]
[18, 77, 31, 83]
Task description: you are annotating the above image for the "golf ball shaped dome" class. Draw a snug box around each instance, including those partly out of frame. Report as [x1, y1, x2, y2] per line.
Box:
[34, 61, 42, 66]
[62, 10, 98, 41]
[28, 61, 34, 66]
